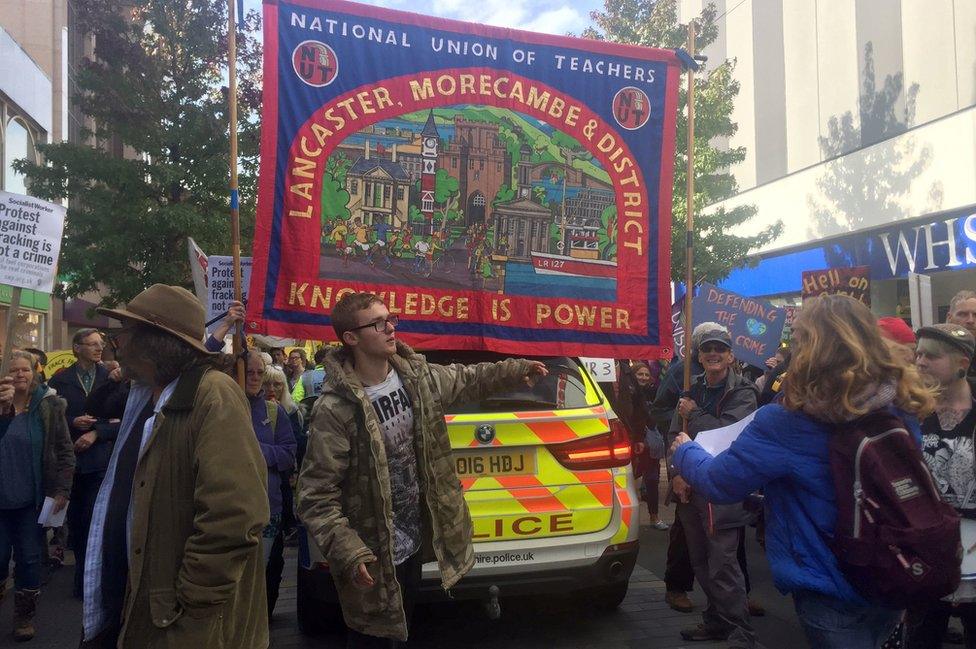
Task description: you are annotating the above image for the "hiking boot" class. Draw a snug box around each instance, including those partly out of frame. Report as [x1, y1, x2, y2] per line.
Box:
[748, 599, 766, 617]
[680, 623, 730, 642]
[13, 589, 38, 642]
[665, 590, 694, 613]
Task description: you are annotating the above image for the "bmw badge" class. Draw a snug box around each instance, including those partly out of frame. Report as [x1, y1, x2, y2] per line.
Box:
[475, 424, 496, 445]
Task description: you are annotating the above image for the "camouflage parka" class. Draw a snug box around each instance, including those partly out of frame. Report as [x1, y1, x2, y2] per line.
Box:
[296, 343, 534, 640]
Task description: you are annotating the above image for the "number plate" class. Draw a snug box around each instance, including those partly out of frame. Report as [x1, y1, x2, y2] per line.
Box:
[454, 449, 536, 479]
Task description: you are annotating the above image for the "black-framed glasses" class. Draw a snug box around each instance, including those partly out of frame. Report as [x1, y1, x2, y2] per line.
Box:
[699, 343, 730, 353]
[349, 315, 399, 333]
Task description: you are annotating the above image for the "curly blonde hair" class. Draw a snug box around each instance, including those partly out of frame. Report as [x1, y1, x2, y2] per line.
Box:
[784, 295, 934, 419]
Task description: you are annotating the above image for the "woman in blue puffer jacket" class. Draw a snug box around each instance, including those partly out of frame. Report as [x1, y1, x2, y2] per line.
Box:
[671, 295, 935, 649]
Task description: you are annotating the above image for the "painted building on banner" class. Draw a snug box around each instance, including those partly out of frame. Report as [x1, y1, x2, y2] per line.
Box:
[679, 1, 976, 317]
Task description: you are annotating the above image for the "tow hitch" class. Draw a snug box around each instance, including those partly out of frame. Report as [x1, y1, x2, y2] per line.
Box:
[484, 585, 501, 620]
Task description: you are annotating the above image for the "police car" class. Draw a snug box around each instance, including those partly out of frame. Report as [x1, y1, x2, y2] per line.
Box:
[296, 354, 639, 634]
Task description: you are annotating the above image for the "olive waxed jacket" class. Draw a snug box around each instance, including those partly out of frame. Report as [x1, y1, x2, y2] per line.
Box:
[296, 343, 533, 641]
[118, 366, 269, 649]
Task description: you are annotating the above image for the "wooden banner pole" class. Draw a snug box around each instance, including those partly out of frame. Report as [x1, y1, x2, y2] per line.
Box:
[682, 22, 697, 433]
[0, 287, 23, 377]
[228, 0, 245, 388]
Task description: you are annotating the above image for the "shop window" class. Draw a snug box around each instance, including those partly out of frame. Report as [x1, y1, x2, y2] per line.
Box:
[2, 309, 44, 350]
[3, 118, 36, 195]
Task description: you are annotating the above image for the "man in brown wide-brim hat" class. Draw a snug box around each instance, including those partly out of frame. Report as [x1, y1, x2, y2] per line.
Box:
[80, 284, 270, 649]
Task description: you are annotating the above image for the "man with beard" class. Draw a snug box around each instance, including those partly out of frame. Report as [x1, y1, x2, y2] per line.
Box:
[81, 285, 269, 649]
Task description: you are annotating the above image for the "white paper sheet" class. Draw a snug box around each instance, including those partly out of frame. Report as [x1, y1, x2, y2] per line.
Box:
[37, 496, 68, 527]
[692, 411, 757, 456]
[961, 519, 976, 580]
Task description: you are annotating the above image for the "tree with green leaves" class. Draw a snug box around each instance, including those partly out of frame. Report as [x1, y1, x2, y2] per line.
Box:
[434, 169, 461, 233]
[13, 0, 262, 306]
[583, 0, 782, 283]
[321, 154, 351, 231]
[532, 186, 549, 206]
[598, 205, 618, 261]
[493, 183, 516, 206]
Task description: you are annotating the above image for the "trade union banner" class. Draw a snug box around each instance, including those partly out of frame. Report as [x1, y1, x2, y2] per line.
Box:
[246, 0, 681, 357]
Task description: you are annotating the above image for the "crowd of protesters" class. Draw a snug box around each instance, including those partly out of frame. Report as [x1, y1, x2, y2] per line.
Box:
[0, 286, 970, 648]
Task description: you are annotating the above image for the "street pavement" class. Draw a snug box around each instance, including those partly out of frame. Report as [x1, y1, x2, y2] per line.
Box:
[0, 505, 813, 648]
[270, 503, 808, 649]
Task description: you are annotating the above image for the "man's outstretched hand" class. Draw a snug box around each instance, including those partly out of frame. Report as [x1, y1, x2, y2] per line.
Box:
[523, 360, 549, 387]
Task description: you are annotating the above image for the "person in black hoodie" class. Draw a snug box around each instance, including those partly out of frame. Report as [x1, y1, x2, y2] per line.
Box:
[48, 329, 117, 599]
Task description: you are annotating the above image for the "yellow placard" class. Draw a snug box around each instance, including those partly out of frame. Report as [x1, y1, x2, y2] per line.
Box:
[44, 350, 76, 376]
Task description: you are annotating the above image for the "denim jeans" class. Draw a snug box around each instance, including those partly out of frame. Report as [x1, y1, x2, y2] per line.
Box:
[793, 590, 901, 649]
[0, 505, 43, 590]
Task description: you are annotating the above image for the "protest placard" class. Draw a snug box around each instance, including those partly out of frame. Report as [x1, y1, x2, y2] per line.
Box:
[801, 266, 871, 305]
[44, 350, 76, 376]
[580, 358, 617, 382]
[187, 237, 210, 307]
[692, 282, 786, 368]
[245, 0, 682, 358]
[0, 192, 65, 293]
[207, 255, 252, 331]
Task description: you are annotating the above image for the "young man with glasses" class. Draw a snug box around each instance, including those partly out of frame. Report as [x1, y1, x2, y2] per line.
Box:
[667, 329, 760, 648]
[297, 292, 548, 648]
[49, 328, 115, 599]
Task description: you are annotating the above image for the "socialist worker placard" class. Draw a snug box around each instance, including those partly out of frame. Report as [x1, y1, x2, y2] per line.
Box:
[246, 0, 680, 358]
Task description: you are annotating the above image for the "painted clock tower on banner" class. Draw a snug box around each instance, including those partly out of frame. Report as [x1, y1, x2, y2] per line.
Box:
[420, 110, 440, 233]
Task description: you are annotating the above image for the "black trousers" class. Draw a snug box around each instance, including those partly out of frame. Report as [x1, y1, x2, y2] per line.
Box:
[906, 601, 976, 648]
[346, 553, 423, 649]
[68, 471, 105, 596]
[738, 529, 751, 594]
[665, 514, 695, 592]
[279, 471, 296, 533]
[266, 531, 285, 619]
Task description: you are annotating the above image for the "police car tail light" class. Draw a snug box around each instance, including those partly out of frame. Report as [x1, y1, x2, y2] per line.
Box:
[551, 419, 632, 470]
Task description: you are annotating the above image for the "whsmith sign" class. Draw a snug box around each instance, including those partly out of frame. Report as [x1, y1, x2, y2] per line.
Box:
[719, 205, 976, 298]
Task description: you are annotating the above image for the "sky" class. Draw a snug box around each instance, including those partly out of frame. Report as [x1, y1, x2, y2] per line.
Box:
[243, 0, 606, 36]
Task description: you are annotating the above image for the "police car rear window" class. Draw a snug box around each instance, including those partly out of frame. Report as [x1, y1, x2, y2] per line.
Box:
[423, 353, 597, 414]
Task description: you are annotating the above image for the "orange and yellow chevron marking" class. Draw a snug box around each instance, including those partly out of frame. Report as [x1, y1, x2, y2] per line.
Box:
[466, 437, 503, 448]
[584, 482, 614, 507]
[607, 472, 639, 544]
[449, 416, 609, 448]
[445, 405, 607, 425]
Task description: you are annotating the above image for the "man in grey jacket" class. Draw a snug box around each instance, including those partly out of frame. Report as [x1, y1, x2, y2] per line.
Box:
[668, 329, 759, 647]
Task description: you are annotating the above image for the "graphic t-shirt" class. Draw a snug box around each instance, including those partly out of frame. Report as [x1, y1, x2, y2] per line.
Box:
[364, 369, 420, 564]
[921, 400, 976, 519]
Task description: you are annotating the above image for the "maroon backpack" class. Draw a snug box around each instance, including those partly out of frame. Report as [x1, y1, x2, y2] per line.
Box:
[829, 410, 961, 608]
